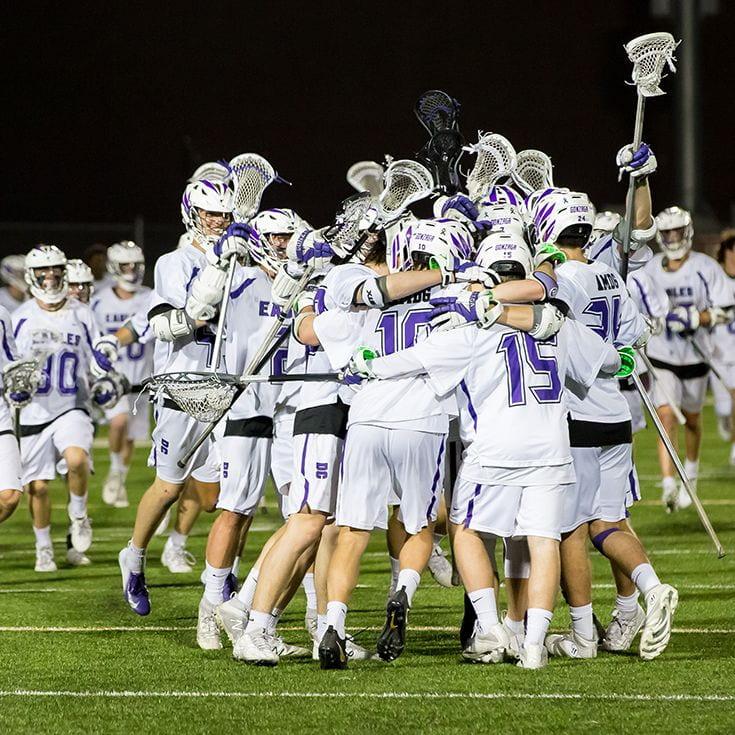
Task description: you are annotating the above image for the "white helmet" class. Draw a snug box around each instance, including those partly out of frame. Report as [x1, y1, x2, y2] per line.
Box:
[180, 179, 234, 246]
[404, 218, 474, 270]
[476, 202, 527, 238]
[477, 184, 526, 209]
[107, 240, 145, 292]
[188, 161, 230, 184]
[384, 213, 416, 272]
[529, 188, 594, 248]
[66, 259, 94, 303]
[24, 245, 68, 304]
[592, 210, 622, 239]
[476, 231, 534, 280]
[250, 208, 303, 272]
[655, 206, 693, 260]
[0, 255, 28, 292]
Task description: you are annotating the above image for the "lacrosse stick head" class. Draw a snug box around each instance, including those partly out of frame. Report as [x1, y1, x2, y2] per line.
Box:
[378, 159, 435, 221]
[415, 90, 460, 134]
[228, 153, 278, 222]
[2, 358, 42, 406]
[346, 161, 385, 196]
[145, 371, 240, 423]
[624, 32, 679, 97]
[511, 150, 554, 196]
[325, 192, 378, 263]
[465, 132, 517, 201]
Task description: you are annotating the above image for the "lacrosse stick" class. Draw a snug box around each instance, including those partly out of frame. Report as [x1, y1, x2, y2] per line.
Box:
[636, 350, 686, 425]
[511, 149, 554, 196]
[414, 90, 460, 135]
[2, 358, 42, 447]
[346, 161, 384, 196]
[687, 336, 730, 388]
[619, 32, 679, 280]
[631, 370, 725, 557]
[209, 153, 278, 372]
[464, 132, 517, 202]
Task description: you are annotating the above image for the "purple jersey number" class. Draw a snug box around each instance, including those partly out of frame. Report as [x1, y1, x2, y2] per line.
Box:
[498, 332, 562, 408]
[583, 295, 621, 342]
[36, 351, 79, 396]
[376, 308, 432, 355]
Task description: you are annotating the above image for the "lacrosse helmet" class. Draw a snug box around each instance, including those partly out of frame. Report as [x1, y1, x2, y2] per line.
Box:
[476, 202, 527, 239]
[476, 231, 534, 280]
[66, 259, 95, 303]
[107, 241, 145, 292]
[384, 213, 417, 272]
[189, 160, 230, 184]
[477, 184, 525, 209]
[24, 244, 68, 305]
[250, 208, 303, 273]
[529, 188, 594, 248]
[405, 218, 474, 270]
[181, 179, 234, 246]
[655, 206, 693, 260]
[0, 254, 28, 292]
[592, 210, 622, 240]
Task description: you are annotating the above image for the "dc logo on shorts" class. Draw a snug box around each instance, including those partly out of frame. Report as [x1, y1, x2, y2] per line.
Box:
[223, 462, 229, 479]
[160, 438, 169, 455]
[315, 462, 329, 480]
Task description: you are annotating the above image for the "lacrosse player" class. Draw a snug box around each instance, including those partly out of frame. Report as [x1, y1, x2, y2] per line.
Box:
[0, 255, 28, 313]
[91, 242, 152, 509]
[12, 245, 121, 570]
[66, 260, 95, 304]
[641, 207, 735, 511]
[84, 243, 115, 292]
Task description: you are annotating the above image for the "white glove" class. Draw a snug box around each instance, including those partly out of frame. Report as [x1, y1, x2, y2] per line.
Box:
[271, 262, 305, 308]
[528, 303, 565, 340]
[666, 304, 700, 334]
[206, 222, 255, 267]
[342, 346, 379, 385]
[185, 263, 228, 321]
[705, 306, 733, 327]
[91, 335, 119, 378]
[429, 290, 503, 332]
[90, 372, 128, 410]
[433, 253, 501, 289]
[616, 143, 657, 181]
[286, 228, 335, 272]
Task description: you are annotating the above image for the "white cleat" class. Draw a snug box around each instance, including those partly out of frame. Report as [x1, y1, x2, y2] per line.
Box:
[196, 598, 223, 651]
[502, 618, 525, 661]
[462, 623, 510, 664]
[312, 633, 374, 661]
[102, 471, 122, 506]
[517, 643, 549, 670]
[716, 414, 732, 442]
[68, 512, 93, 553]
[639, 583, 678, 660]
[730, 444, 735, 467]
[216, 597, 248, 645]
[271, 634, 311, 658]
[34, 545, 57, 573]
[661, 480, 678, 513]
[233, 630, 279, 665]
[160, 540, 195, 574]
[427, 543, 454, 588]
[602, 605, 646, 652]
[675, 480, 694, 510]
[545, 630, 598, 659]
[154, 508, 171, 537]
[66, 547, 91, 567]
[305, 607, 318, 642]
[114, 481, 129, 509]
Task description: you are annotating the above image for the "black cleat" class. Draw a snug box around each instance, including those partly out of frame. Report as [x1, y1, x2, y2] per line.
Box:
[460, 591, 477, 650]
[318, 625, 349, 670]
[377, 587, 408, 662]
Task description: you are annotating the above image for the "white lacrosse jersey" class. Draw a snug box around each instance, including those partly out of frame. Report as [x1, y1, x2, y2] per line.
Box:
[12, 298, 103, 425]
[712, 272, 735, 366]
[148, 243, 224, 375]
[627, 269, 669, 321]
[643, 251, 734, 366]
[274, 334, 307, 416]
[0, 305, 19, 432]
[92, 285, 153, 388]
[556, 259, 647, 423]
[0, 287, 25, 314]
[587, 233, 652, 274]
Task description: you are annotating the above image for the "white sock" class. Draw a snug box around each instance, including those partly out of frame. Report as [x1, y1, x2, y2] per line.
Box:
[468, 587, 499, 635]
[396, 568, 421, 607]
[317, 614, 328, 642]
[389, 556, 400, 586]
[662, 476, 677, 493]
[231, 555, 241, 578]
[68, 493, 87, 519]
[167, 530, 187, 549]
[525, 608, 553, 647]
[203, 562, 231, 605]
[34, 525, 52, 549]
[432, 532, 444, 546]
[302, 573, 317, 610]
[684, 458, 699, 479]
[236, 567, 259, 607]
[245, 609, 272, 634]
[109, 451, 124, 473]
[126, 541, 145, 573]
[326, 601, 347, 638]
[631, 563, 660, 596]
[267, 607, 282, 635]
[615, 591, 640, 619]
[569, 603, 594, 641]
[504, 616, 525, 636]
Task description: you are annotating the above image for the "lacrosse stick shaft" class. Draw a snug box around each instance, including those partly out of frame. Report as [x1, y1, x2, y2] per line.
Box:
[687, 336, 729, 387]
[637, 350, 686, 425]
[620, 92, 646, 281]
[238, 372, 343, 384]
[210, 255, 238, 371]
[632, 371, 725, 557]
[14, 407, 20, 450]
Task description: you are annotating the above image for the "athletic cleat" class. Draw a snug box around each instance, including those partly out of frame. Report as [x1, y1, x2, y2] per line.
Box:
[730, 444, 735, 467]
[502, 618, 524, 661]
[118, 548, 151, 616]
[427, 543, 454, 587]
[459, 592, 478, 650]
[154, 508, 171, 537]
[675, 481, 693, 510]
[346, 634, 374, 661]
[545, 630, 598, 659]
[68, 512, 93, 553]
[196, 597, 223, 650]
[222, 572, 239, 601]
[377, 587, 408, 662]
[602, 605, 646, 652]
[114, 481, 129, 509]
[271, 634, 310, 658]
[216, 597, 248, 645]
[716, 414, 731, 442]
[462, 622, 510, 664]
[102, 471, 122, 506]
[661, 480, 678, 513]
[160, 541, 195, 574]
[34, 545, 57, 573]
[233, 630, 279, 665]
[305, 607, 318, 642]
[318, 626, 348, 670]
[517, 643, 549, 670]
[639, 583, 678, 660]
[66, 547, 91, 567]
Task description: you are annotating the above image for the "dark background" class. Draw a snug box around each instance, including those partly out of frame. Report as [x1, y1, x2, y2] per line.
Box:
[2, 1, 733, 260]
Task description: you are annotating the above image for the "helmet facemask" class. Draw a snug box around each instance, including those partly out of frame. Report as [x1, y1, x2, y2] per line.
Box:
[29, 265, 68, 304]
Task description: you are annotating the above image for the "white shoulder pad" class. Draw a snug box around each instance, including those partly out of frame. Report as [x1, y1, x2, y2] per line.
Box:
[150, 309, 194, 342]
[529, 303, 565, 339]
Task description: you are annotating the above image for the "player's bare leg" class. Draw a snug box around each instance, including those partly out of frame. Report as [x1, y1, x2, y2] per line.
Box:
[428, 497, 453, 587]
[103, 414, 132, 508]
[385, 507, 404, 597]
[656, 404, 680, 510]
[161, 478, 211, 573]
[677, 409, 702, 509]
[314, 522, 338, 642]
[0, 489, 21, 524]
[28, 480, 55, 572]
[64, 446, 93, 558]
[503, 537, 529, 656]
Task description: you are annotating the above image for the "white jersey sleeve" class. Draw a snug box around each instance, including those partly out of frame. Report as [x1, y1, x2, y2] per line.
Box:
[627, 270, 669, 320]
[587, 233, 652, 274]
[0, 304, 19, 371]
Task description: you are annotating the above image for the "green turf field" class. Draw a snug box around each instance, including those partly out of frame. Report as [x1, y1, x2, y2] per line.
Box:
[0, 405, 733, 734]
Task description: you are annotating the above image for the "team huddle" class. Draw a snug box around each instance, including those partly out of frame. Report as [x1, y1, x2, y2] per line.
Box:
[1, 128, 734, 673]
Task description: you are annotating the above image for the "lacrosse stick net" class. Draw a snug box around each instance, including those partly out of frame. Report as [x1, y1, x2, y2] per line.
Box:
[228, 153, 277, 222]
[512, 149, 554, 195]
[2, 359, 42, 405]
[625, 32, 679, 98]
[378, 159, 435, 219]
[346, 161, 385, 196]
[465, 132, 517, 201]
[145, 371, 240, 423]
[415, 90, 460, 134]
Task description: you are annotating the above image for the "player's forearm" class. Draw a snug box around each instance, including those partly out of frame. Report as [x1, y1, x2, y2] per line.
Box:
[115, 324, 137, 346]
[370, 347, 426, 380]
[294, 308, 320, 347]
[355, 270, 440, 306]
[633, 178, 653, 230]
[496, 305, 534, 331]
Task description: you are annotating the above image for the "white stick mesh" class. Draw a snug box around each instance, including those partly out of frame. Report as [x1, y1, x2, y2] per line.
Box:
[228, 153, 277, 221]
[146, 372, 239, 423]
[625, 32, 679, 97]
[346, 161, 385, 196]
[378, 160, 434, 218]
[512, 149, 554, 195]
[465, 132, 517, 201]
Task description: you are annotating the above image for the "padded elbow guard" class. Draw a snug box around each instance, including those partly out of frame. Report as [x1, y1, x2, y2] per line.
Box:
[150, 309, 195, 342]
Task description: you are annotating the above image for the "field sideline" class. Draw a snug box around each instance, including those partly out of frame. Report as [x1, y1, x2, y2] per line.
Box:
[0, 405, 733, 734]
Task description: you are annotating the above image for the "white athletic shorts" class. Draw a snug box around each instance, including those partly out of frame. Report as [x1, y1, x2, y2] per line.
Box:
[711, 363, 735, 417]
[0, 430, 22, 491]
[105, 395, 151, 442]
[271, 411, 295, 496]
[149, 404, 212, 485]
[651, 368, 708, 414]
[190, 441, 221, 484]
[216, 435, 271, 515]
[285, 433, 344, 516]
[450, 478, 568, 541]
[21, 410, 93, 485]
[336, 425, 446, 535]
[625, 462, 642, 508]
